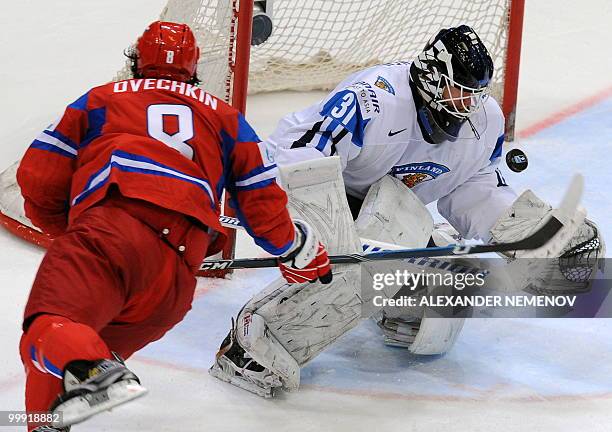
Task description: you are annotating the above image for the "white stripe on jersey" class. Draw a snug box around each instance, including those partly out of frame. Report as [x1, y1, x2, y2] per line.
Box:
[72, 153, 214, 205]
[235, 166, 278, 188]
[36, 131, 78, 155]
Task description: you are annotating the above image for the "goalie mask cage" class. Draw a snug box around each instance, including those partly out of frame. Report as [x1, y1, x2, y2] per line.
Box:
[0, 0, 525, 277]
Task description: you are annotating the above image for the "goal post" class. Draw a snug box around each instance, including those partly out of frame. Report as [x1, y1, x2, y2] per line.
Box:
[502, 0, 526, 141]
[220, 0, 254, 276]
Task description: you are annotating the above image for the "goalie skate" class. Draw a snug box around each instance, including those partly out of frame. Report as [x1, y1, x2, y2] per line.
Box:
[51, 355, 148, 427]
[209, 323, 280, 398]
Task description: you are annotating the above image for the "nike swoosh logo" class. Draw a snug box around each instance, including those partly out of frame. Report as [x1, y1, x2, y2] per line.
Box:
[388, 128, 407, 137]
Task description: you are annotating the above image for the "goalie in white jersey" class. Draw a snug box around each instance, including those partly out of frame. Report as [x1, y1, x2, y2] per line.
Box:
[210, 25, 604, 398]
[267, 25, 512, 240]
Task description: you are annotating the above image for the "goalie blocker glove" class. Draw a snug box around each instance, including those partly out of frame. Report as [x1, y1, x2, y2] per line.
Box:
[278, 220, 333, 284]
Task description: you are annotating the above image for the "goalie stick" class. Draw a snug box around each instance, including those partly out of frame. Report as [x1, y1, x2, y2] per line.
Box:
[200, 174, 584, 271]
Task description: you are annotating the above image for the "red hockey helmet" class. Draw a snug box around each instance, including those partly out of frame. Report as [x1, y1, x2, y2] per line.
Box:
[134, 21, 200, 83]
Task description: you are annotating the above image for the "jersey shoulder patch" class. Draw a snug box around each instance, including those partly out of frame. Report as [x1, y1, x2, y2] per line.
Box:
[373, 75, 395, 95]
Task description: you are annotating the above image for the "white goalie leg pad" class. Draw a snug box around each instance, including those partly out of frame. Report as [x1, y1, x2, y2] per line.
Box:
[408, 314, 466, 355]
[404, 244, 468, 355]
[431, 222, 462, 246]
[255, 157, 364, 366]
[356, 175, 465, 356]
[215, 157, 363, 396]
[252, 267, 362, 366]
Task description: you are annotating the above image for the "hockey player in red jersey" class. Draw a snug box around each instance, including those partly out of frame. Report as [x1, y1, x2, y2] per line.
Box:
[17, 21, 332, 432]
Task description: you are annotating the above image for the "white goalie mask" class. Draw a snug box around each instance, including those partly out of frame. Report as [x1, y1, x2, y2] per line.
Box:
[409, 25, 494, 144]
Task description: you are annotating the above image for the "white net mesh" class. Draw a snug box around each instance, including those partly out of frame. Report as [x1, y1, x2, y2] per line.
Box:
[249, 0, 510, 102]
[116, 0, 512, 104]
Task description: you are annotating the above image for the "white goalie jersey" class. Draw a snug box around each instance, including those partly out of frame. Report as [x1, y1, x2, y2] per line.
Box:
[263, 62, 517, 240]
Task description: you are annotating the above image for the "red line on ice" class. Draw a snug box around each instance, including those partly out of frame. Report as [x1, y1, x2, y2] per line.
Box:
[517, 85, 612, 139]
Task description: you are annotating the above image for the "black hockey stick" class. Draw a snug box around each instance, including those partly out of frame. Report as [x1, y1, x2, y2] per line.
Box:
[200, 217, 561, 270]
[200, 174, 583, 271]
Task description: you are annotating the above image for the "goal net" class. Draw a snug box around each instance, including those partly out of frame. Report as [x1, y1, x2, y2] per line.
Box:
[117, 0, 518, 105]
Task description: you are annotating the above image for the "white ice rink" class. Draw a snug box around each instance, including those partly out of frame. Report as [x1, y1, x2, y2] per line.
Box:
[1, 1, 611, 431]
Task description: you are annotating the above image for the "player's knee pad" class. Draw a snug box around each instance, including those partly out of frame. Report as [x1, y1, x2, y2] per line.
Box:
[20, 314, 111, 379]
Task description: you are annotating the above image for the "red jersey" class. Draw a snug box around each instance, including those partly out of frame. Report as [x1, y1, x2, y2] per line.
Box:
[17, 78, 295, 256]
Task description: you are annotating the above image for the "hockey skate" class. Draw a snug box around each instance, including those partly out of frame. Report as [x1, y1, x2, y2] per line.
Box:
[50, 353, 148, 427]
[209, 320, 282, 398]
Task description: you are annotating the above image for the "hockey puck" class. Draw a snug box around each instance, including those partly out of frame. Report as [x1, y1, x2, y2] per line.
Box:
[506, 148, 528, 172]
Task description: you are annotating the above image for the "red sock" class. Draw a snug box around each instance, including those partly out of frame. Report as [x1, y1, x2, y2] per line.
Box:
[19, 314, 113, 427]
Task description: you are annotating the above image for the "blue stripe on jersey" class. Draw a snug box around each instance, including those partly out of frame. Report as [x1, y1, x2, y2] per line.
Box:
[68, 92, 90, 111]
[235, 178, 275, 191]
[45, 128, 78, 150]
[29, 345, 45, 374]
[72, 150, 214, 207]
[237, 113, 261, 143]
[320, 90, 369, 148]
[314, 119, 336, 152]
[490, 134, 505, 161]
[235, 163, 277, 183]
[350, 117, 369, 148]
[31, 139, 77, 159]
[42, 356, 63, 378]
[81, 107, 107, 148]
[218, 130, 234, 202]
[221, 128, 277, 191]
[30, 128, 79, 158]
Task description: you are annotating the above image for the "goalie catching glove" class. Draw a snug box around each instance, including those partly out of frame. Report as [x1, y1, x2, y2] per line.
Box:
[278, 220, 333, 284]
[490, 189, 605, 291]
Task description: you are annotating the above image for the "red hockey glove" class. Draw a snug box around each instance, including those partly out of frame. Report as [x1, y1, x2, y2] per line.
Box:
[278, 220, 333, 284]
